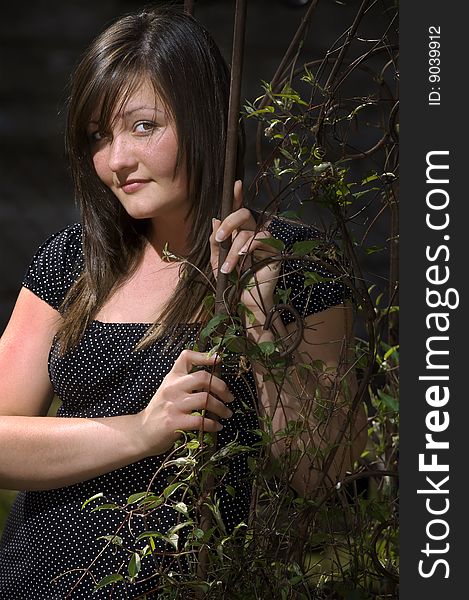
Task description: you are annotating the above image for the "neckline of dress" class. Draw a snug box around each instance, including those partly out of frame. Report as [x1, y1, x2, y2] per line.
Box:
[91, 319, 200, 328]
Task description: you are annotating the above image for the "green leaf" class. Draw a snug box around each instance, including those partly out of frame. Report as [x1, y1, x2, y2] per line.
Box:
[353, 186, 380, 200]
[383, 345, 399, 361]
[245, 105, 275, 118]
[136, 530, 164, 542]
[292, 239, 320, 256]
[93, 573, 124, 591]
[312, 162, 332, 174]
[378, 389, 399, 412]
[259, 237, 285, 251]
[361, 172, 379, 184]
[312, 359, 326, 371]
[170, 521, 193, 534]
[304, 271, 332, 286]
[226, 485, 236, 497]
[237, 303, 256, 324]
[288, 132, 300, 145]
[258, 341, 276, 356]
[128, 553, 141, 579]
[336, 181, 351, 197]
[365, 245, 385, 255]
[96, 535, 123, 546]
[163, 482, 184, 499]
[274, 287, 291, 304]
[81, 492, 104, 510]
[193, 528, 205, 540]
[90, 503, 118, 512]
[224, 334, 245, 353]
[126, 492, 149, 505]
[200, 313, 228, 344]
[174, 502, 189, 515]
[167, 533, 179, 550]
[139, 494, 164, 509]
[202, 294, 215, 314]
[186, 439, 200, 451]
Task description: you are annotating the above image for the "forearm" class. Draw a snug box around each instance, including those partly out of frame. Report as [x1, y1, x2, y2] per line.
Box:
[0, 413, 146, 491]
[245, 308, 365, 495]
[245, 307, 318, 425]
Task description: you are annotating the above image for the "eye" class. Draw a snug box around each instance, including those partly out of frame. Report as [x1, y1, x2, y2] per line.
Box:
[88, 130, 109, 144]
[133, 121, 158, 135]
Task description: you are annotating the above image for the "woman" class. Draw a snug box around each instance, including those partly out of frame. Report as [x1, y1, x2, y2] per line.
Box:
[0, 6, 366, 598]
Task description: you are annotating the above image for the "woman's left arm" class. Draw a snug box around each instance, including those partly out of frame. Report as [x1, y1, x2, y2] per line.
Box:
[210, 187, 367, 496]
[245, 300, 368, 497]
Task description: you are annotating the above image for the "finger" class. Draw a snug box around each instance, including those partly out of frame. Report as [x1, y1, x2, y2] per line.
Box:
[210, 218, 221, 273]
[220, 232, 278, 274]
[184, 414, 224, 433]
[183, 392, 233, 419]
[185, 370, 235, 403]
[210, 218, 221, 242]
[233, 179, 243, 211]
[219, 230, 252, 274]
[238, 234, 281, 256]
[173, 349, 220, 375]
[215, 207, 255, 243]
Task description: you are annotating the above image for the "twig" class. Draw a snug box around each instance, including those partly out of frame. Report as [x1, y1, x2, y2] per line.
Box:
[196, 0, 248, 588]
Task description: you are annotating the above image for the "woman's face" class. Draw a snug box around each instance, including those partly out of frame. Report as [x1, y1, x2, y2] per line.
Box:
[88, 80, 189, 222]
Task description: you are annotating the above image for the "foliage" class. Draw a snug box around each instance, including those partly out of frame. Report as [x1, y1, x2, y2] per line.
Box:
[0, 490, 16, 534]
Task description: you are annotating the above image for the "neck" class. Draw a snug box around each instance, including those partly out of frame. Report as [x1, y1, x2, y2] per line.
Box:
[146, 213, 193, 259]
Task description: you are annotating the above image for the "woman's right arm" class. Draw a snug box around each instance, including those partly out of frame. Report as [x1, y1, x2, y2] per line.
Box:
[0, 289, 233, 491]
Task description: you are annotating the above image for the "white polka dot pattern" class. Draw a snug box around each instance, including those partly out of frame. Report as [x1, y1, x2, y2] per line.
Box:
[0, 220, 349, 598]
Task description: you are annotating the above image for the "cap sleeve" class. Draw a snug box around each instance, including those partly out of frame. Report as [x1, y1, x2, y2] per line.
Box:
[266, 216, 352, 326]
[22, 224, 84, 311]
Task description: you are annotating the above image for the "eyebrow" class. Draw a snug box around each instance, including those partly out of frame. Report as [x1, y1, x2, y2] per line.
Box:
[123, 105, 163, 117]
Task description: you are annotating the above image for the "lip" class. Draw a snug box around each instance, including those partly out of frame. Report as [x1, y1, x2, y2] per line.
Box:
[119, 179, 151, 194]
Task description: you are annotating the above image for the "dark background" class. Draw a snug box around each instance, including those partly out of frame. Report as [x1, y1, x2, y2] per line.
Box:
[0, 0, 390, 330]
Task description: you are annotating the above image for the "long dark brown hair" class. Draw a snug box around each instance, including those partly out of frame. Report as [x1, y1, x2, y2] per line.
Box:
[58, 5, 242, 352]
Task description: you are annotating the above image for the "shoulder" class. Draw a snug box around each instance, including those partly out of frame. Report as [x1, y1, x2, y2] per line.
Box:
[22, 223, 84, 311]
[257, 214, 352, 323]
[266, 214, 324, 249]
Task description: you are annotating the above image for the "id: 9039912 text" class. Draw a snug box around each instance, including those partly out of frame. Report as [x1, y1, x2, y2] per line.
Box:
[428, 26, 441, 106]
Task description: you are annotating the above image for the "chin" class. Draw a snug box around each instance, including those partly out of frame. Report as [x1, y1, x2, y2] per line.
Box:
[118, 198, 160, 220]
[116, 192, 189, 222]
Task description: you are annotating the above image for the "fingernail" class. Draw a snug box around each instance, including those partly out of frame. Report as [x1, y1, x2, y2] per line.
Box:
[226, 410, 234, 418]
[216, 423, 224, 431]
[212, 218, 216, 229]
[220, 261, 230, 274]
[238, 246, 248, 255]
[215, 229, 225, 242]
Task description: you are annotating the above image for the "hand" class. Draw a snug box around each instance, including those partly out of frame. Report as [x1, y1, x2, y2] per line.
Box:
[140, 350, 235, 456]
[209, 180, 281, 315]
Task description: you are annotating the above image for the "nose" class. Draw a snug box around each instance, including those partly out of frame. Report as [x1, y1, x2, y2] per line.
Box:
[107, 133, 136, 173]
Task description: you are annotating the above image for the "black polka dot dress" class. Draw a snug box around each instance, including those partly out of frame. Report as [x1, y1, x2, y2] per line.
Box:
[0, 219, 350, 599]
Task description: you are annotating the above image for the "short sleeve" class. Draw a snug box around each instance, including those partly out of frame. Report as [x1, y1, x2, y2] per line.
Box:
[22, 224, 84, 311]
[266, 216, 352, 326]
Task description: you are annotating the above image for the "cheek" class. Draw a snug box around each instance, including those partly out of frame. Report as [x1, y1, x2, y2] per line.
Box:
[91, 151, 111, 183]
[150, 128, 180, 175]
